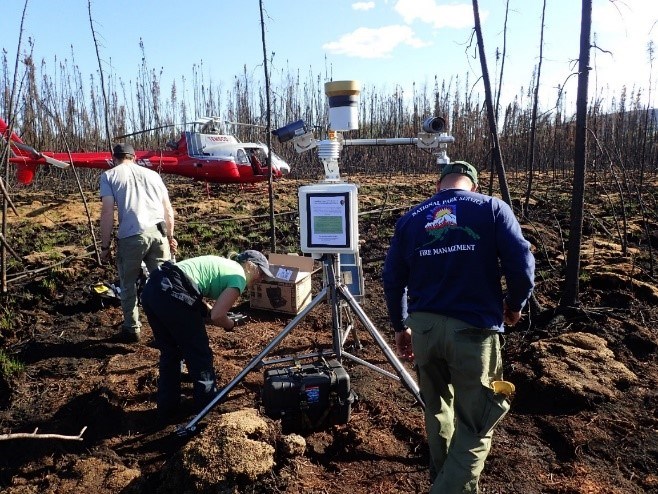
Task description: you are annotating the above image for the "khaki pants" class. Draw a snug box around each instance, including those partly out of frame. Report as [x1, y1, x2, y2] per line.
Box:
[116, 227, 170, 333]
[407, 312, 510, 494]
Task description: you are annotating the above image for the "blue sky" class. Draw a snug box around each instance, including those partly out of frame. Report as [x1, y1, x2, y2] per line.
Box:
[2, 0, 657, 118]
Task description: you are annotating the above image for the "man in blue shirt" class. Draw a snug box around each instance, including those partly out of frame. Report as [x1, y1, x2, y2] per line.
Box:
[383, 161, 535, 493]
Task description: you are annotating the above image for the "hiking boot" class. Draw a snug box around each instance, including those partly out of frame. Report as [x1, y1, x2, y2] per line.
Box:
[156, 404, 180, 424]
[117, 330, 140, 343]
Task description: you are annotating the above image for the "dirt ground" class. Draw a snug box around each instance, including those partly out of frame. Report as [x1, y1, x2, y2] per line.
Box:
[0, 173, 657, 493]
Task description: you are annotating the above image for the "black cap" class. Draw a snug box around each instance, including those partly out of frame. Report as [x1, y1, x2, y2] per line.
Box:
[113, 143, 135, 157]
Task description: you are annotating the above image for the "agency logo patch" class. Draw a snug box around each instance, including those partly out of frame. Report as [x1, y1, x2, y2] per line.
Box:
[426, 205, 457, 230]
[424, 203, 480, 243]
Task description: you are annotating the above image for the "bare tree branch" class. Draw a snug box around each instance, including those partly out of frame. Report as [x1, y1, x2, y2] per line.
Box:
[7, 251, 94, 284]
[0, 426, 88, 441]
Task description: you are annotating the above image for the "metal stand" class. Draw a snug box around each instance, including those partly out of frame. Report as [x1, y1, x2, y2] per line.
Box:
[177, 253, 423, 437]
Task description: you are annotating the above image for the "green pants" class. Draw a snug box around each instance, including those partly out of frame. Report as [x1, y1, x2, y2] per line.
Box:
[407, 312, 510, 494]
[116, 226, 170, 333]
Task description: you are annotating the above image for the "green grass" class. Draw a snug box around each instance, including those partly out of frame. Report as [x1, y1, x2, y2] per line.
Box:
[0, 305, 16, 332]
[0, 350, 24, 378]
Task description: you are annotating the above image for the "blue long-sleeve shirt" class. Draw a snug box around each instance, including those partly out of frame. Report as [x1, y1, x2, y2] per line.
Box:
[383, 188, 535, 332]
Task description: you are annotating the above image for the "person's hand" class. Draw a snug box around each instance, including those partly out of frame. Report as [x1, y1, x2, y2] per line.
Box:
[100, 246, 111, 263]
[395, 328, 414, 361]
[503, 300, 522, 326]
[168, 237, 178, 256]
[227, 312, 247, 329]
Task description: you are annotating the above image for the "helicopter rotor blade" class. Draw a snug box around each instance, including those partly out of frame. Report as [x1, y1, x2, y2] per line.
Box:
[113, 122, 196, 140]
[113, 118, 268, 141]
[42, 155, 71, 169]
[224, 120, 266, 129]
[12, 141, 42, 158]
[12, 142, 70, 168]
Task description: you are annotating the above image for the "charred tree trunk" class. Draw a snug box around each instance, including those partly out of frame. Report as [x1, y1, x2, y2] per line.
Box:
[471, 0, 512, 206]
[523, 0, 547, 216]
[472, 0, 543, 320]
[494, 0, 510, 122]
[490, 0, 510, 197]
[1, 0, 30, 294]
[560, 0, 592, 308]
[638, 42, 655, 275]
[259, 0, 276, 254]
[87, 0, 111, 152]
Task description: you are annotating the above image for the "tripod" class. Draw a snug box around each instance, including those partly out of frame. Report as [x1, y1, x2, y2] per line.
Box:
[177, 253, 424, 437]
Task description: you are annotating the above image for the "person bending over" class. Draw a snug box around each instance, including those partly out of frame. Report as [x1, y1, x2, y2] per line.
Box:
[140, 250, 274, 419]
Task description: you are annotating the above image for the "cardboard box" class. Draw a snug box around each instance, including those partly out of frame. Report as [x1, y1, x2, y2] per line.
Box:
[250, 253, 315, 314]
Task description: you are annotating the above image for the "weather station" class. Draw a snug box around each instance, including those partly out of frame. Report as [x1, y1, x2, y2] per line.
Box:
[178, 80, 456, 437]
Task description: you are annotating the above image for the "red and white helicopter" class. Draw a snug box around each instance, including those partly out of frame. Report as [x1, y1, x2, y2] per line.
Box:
[0, 116, 291, 185]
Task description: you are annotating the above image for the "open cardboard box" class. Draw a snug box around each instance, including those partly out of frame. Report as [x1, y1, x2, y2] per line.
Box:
[249, 253, 315, 314]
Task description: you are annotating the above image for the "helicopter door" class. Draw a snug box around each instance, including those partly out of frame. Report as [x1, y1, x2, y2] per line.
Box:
[248, 149, 266, 175]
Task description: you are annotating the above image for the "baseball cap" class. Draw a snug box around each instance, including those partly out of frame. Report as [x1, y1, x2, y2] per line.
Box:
[113, 143, 135, 157]
[238, 250, 275, 279]
[440, 161, 478, 185]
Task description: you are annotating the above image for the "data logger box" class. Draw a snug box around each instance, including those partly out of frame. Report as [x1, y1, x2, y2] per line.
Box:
[298, 183, 359, 255]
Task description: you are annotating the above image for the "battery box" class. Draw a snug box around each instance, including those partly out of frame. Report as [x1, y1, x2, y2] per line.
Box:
[262, 359, 356, 430]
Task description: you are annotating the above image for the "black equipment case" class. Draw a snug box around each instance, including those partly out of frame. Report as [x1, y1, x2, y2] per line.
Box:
[262, 359, 356, 430]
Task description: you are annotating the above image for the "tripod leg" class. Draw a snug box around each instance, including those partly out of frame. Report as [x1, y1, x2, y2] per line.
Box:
[337, 285, 425, 408]
[176, 287, 328, 436]
[340, 304, 362, 351]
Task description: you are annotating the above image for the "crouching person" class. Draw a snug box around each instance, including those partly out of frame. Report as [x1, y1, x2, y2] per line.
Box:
[140, 250, 274, 420]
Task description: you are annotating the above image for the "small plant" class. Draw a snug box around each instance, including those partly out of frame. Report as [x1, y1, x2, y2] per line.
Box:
[37, 276, 58, 297]
[0, 350, 24, 378]
[0, 305, 16, 332]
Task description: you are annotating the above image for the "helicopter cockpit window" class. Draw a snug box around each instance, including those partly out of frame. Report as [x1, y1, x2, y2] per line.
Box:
[236, 149, 249, 164]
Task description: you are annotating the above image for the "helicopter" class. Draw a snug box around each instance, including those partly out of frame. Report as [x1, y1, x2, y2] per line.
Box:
[0, 116, 291, 185]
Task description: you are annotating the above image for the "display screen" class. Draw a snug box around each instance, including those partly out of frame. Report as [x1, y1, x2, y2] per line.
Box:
[304, 192, 351, 250]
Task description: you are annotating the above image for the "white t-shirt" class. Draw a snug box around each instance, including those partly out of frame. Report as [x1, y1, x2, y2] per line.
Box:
[99, 163, 170, 239]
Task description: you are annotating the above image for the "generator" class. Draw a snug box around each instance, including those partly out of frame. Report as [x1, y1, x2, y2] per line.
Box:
[262, 359, 357, 430]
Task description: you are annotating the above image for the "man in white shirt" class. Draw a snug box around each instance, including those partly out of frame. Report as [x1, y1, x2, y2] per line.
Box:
[99, 143, 177, 342]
